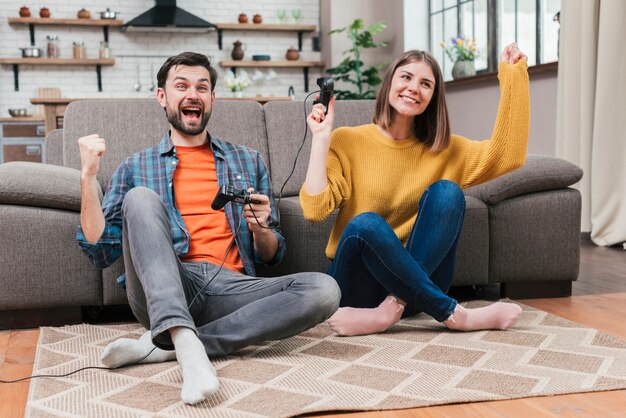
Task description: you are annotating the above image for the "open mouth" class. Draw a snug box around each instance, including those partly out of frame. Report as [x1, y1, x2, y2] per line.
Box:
[181, 105, 202, 122]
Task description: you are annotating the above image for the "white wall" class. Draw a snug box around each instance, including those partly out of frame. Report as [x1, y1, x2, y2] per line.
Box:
[446, 71, 558, 156]
[0, 0, 322, 117]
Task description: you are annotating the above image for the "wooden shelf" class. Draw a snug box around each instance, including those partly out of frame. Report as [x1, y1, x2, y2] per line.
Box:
[215, 23, 316, 32]
[219, 60, 323, 92]
[8, 17, 124, 26]
[220, 60, 323, 68]
[0, 58, 115, 65]
[215, 23, 317, 51]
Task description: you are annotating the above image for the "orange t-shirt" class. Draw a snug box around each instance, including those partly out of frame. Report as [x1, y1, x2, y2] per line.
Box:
[173, 143, 244, 272]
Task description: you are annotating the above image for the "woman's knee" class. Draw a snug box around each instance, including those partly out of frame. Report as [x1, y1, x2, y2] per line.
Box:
[421, 180, 465, 215]
[345, 212, 387, 237]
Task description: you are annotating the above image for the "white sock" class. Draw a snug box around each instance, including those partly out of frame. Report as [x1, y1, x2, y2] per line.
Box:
[101, 330, 176, 368]
[170, 327, 219, 405]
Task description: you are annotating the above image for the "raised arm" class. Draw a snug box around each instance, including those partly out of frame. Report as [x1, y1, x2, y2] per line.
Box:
[78, 134, 106, 243]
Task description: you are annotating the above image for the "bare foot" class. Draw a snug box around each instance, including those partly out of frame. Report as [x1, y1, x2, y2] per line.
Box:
[444, 302, 523, 331]
[327, 296, 405, 336]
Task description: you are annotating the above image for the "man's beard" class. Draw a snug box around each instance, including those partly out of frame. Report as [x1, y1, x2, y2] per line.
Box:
[166, 105, 211, 136]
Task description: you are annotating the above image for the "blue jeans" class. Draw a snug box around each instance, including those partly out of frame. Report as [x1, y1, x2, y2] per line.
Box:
[328, 180, 465, 322]
[121, 187, 340, 356]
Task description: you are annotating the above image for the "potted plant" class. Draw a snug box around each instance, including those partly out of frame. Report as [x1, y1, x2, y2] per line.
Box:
[224, 71, 251, 98]
[325, 19, 389, 100]
[441, 35, 478, 79]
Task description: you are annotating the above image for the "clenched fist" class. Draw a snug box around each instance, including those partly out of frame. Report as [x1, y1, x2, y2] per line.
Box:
[499, 42, 527, 65]
[78, 134, 106, 177]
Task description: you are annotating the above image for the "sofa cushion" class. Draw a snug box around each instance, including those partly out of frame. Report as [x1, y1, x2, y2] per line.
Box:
[0, 161, 87, 211]
[264, 100, 375, 197]
[464, 154, 583, 205]
[62, 99, 269, 190]
[45, 128, 63, 166]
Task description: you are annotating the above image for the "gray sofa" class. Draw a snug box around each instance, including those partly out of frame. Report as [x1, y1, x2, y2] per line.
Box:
[0, 98, 583, 320]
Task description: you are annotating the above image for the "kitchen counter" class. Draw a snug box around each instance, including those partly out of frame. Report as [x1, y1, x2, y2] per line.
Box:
[0, 114, 45, 123]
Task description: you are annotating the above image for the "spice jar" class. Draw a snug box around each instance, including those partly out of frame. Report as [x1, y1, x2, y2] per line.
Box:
[72, 41, 85, 59]
[99, 41, 110, 59]
[46, 35, 59, 58]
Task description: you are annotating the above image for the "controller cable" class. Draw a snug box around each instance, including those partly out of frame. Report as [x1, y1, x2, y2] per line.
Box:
[0, 90, 322, 384]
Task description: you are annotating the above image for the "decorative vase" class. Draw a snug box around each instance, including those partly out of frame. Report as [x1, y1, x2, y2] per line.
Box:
[232, 91, 243, 98]
[451, 60, 476, 79]
[231, 40, 245, 61]
[253, 14, 262, 24]
[285, 46, 299, 61]
[19, 6, 31, 17]
[238, 13, 248, 23]
[77, 8, 91, 19]
[39, 7, 51, 18]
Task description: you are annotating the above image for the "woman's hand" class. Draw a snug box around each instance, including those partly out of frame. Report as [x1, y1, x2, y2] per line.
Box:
[499, 43, 528, 65]
[307, 97, 335, 140]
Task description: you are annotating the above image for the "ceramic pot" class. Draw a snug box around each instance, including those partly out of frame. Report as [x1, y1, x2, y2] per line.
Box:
[19, 6, 31, 17]
[451, 60, 476, 79]
[231, 40, 245, 60]
[285, 46, 299, 61]
[77, 8, 91, 19]
[238, 13, 248, 23]
[253, 14, 262, 24]
[39, 7, 51, 18]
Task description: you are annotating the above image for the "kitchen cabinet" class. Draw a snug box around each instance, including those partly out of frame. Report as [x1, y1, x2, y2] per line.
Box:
[0, 118, 46, 163]
[4, 17, 122, 92]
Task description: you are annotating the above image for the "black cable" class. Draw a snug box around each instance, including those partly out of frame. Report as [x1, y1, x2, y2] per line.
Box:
[275, 90, 319, 219]
[2, 94, 320, 384]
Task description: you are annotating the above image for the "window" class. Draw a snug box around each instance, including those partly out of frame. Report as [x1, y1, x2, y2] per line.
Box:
[430, 0, 560, 80]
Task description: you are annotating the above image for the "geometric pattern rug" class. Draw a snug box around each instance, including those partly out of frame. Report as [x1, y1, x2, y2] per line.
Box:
[26, 302, 626, 418]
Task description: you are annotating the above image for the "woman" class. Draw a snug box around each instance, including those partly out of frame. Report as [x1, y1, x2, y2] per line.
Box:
[301, 43, 529, 336]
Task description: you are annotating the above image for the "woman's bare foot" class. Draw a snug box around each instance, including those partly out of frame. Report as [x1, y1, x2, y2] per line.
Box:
[443, 302, 523, 331]
[327, 296, 405, 336]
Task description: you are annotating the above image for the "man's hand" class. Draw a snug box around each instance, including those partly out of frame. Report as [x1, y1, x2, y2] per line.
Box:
[78, 134, 106, 178]
[499, 42, 528, 65]
[243, 188, 278, 262]
[242, 188, 272, 234]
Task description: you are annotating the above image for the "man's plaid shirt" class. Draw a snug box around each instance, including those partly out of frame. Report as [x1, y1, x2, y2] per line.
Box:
[76, 132, 286, 287]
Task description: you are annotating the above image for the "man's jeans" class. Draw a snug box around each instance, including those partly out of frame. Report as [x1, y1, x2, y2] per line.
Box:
[121, 187, 340, 356]
[328, 180, 465, 322]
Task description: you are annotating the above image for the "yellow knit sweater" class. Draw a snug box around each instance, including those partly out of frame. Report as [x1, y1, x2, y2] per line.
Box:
[300, 61, 530, 260]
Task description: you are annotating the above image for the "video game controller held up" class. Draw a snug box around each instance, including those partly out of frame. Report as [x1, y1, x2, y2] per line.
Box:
[313, 77, 334, 115]
[211, 184, 261, 211]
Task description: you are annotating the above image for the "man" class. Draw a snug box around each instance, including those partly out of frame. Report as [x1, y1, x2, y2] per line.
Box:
[77, 52, 340, 405]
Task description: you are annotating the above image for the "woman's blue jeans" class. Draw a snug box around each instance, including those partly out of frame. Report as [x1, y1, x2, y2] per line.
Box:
[327, 180, 465, 322]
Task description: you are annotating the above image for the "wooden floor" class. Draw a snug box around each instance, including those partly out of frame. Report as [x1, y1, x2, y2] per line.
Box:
[1, 239, 625, 418]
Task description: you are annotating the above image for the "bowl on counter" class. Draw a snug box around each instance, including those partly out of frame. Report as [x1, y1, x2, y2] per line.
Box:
[8, 108, 30, 117]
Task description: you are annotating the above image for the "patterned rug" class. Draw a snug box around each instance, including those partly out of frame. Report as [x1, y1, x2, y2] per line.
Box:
[26, 302, 626, 418]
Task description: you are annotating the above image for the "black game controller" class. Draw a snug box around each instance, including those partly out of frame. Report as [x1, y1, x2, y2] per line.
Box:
[313, 77, 334, 115]
[211, 184, 261, 210]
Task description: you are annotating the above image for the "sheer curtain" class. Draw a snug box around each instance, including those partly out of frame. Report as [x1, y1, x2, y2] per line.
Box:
[555, 0, 626, 247]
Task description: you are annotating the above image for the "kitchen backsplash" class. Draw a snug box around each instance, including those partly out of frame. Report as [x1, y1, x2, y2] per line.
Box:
[0, 0, 322, 117]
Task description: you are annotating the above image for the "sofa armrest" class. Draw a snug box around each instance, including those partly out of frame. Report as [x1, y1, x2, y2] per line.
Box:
[0, 161, 98, 211]
[464, 154, 583, 205]
[45, 128, 64, 166]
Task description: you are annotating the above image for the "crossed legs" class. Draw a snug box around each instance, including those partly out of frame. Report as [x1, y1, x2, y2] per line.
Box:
[327, 180, 522, 336]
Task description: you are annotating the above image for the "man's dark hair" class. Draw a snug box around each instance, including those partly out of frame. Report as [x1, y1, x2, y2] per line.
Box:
[157, 51, 218, 91]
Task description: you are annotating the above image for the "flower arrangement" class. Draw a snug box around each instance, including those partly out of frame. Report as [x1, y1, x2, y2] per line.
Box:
[440, 35, 478, 62]
[224, 71, 251, 92]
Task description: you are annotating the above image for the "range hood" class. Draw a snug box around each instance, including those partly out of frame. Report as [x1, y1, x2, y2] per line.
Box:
[123, 0, 216, 32]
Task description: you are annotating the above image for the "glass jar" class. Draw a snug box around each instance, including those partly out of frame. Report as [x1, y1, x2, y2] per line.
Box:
[72, 41, 85, 59]
[46, 35, 59, 58]
[99, 41, 110, 59]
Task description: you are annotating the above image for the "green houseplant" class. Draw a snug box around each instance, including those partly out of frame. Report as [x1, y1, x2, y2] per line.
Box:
[325, 19, 389, 100]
